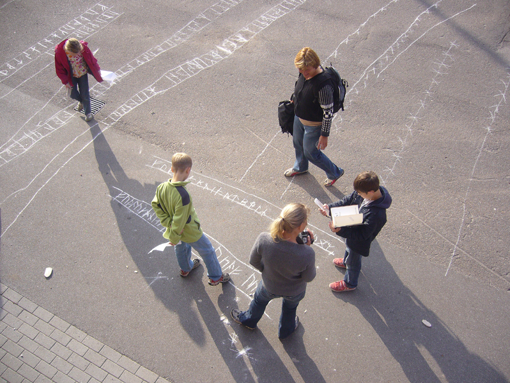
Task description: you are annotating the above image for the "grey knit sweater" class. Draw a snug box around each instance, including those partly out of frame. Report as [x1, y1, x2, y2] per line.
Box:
[250, 232, 316, 296]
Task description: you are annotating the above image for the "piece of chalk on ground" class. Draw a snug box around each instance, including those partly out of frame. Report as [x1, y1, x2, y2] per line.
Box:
[422, 319, 432, 327]
[44, 267, 53, 278]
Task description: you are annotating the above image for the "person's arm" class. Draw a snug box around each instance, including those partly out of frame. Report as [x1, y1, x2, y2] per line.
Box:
[168, 198, 189, 245]
[151, 189, 172, 229]
[54, 50, 69, 85]
[249, 236, 264, 272]
[328, 191, 357, 210]
[317, 84, 334, 150]
[300, 250, 316, 282]
[338, 209, 381, 241]
[82, 44, 103, 82]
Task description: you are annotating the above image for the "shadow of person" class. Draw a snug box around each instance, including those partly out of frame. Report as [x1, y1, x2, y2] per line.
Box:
[89, 124, 291, 381]
[218, 291, 296, 383]
[330, 240, 506, 382]
[289, 173, 345, 202]
[281, 326, 328, 383]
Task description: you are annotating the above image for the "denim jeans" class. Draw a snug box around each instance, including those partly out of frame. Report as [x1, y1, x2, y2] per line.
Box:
[292, 116, 343, 180]
[71, 74, 91, 115]
[344, 245, 362, 288]
[239, 281, 306, 339]
[174, 234, 222, 280]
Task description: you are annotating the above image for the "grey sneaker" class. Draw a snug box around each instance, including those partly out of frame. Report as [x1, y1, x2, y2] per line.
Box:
[209, 273, 230, 286]
[180, 259, 200, 277]
[85, 113, 93, 122]
[231, 309, 256, 330]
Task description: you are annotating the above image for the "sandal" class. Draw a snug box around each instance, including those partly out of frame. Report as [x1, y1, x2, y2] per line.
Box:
[284, 168, 308, 177]
[324, 169, 344, 187]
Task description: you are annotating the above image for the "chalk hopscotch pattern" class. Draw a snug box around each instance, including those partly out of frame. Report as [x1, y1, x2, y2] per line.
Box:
[0, 3, 121, 83]
[0, 0, 306, 168]
[381, 41, 459, 184]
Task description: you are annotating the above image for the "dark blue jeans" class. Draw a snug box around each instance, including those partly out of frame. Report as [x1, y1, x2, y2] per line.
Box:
[239, 281, 305, 339]
[344, 245, 362, 288]
[71, 74, 91, 115]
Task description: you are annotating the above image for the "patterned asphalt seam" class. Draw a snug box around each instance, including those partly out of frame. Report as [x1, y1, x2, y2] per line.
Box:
[0, 283, 172, 383]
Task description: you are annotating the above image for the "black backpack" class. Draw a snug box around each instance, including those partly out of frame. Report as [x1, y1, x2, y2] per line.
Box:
[318, 65, 348, 112]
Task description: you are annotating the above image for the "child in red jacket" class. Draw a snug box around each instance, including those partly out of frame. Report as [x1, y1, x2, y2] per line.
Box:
[55, 38, 103, 122]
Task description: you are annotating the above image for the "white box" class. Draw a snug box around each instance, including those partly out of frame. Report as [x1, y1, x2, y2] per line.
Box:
[331, 205, 363, 227]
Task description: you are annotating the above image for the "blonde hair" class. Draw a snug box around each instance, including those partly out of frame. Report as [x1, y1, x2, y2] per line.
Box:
[64, 38, 83, 54]
[270, 203, 309, 241]
[171, 152, 192, 173]
[294, 47, 321, 70]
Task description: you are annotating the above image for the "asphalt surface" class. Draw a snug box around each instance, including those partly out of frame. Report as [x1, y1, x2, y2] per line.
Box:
[1, 0, 510, 382]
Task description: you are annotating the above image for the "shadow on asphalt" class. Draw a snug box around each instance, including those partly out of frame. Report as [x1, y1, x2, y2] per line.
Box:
[90, 125, 320, 382]
[330, 241, 506, 383]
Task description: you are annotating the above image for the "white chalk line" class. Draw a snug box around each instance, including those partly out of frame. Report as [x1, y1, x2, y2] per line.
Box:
[377, 4, 477, 78]
[405, 208, 509, 285]
[380, 41, 458, 184]
[0, 60, 53, 101]
[239, 130, 279, 182]
[445, 71, 510, 277]
[0, 120, 105, 237]
[0, 0, 306, 217]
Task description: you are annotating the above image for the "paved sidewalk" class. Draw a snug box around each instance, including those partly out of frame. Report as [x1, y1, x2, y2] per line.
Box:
[0, 284, 171, 383]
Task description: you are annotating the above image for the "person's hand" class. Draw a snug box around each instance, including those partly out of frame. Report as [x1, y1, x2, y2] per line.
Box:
[317, 136, 328, 150]
[65, 83, 72, 89]
[328, 221, 341, 233]
[307, 230, 315, 246]
[168, 241, 176, 246]
[319, 204, 330, 217]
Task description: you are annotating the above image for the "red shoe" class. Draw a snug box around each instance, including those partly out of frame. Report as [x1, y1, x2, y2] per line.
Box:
[330, 280, 356, 292]
[333, 258, 346, 269]
[209, 273, 230, 286]
[284, 168, 308, 177]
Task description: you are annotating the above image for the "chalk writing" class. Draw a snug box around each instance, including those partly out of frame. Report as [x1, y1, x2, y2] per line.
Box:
[0, 4, 121, 81]
[147, 156, 279, 221]
[110, 186, 164, 232]
[0, 110, 74, 166]
[111, 0, 246, 86]
[101, 0, 307, 126]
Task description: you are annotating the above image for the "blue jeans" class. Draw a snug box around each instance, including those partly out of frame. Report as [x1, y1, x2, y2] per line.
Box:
[174, 234, 222, 280]
[344, 246, 362, 288]
[292, 116, 343, 180]
[239, 281, 305, 339]
[71, 74, 91, 115]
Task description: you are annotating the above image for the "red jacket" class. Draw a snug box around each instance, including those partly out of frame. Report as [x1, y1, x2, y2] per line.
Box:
[54, 40, 103, 85]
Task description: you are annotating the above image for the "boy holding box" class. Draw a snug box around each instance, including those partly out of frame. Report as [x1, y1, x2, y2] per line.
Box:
[319, 171, 392, 292]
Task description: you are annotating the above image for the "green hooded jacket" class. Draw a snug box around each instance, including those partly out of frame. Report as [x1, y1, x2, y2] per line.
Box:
[151, 180, 202, 244]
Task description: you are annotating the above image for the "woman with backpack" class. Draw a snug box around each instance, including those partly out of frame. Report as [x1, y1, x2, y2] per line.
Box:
[284, 47, 345, 187]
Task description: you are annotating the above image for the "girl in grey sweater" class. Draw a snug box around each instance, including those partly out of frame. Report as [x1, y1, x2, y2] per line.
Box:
[231, 203, 316, 339]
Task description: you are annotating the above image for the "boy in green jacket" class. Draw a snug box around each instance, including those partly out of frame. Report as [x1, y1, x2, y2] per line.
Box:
[152, 153, 230, 286]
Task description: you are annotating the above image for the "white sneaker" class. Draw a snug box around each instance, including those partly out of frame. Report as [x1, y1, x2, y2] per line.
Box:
[77, 102, 83, 111]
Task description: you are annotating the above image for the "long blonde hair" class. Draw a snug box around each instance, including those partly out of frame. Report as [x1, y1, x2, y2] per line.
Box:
[270, 203, 309, 242]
